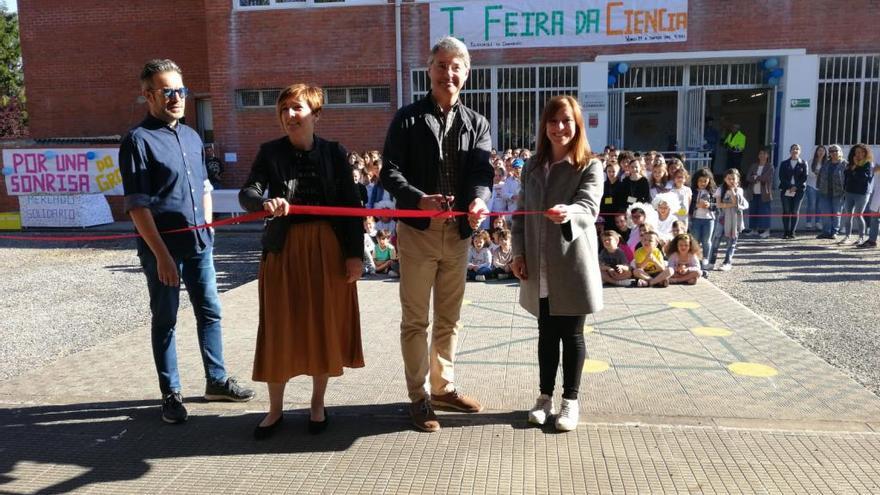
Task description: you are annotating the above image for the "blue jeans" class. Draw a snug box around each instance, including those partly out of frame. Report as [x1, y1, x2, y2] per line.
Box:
[868, 208, 879, 242]
[140, 247, 227, 395]
[690, 217, 714, 263]
[804, 186, 818, 225]
[841, 192, 870, 236]
[467, 266, 493, 280]
[780, 189, 805, 235]
[748, 194, 771, 231]
[709, 231, 737, 265]
[818, 193, 843, 235]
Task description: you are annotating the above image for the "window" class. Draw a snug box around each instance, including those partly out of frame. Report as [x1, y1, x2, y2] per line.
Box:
[323, 86, 392, 107]
[412, 65, 578, 151]
[236, 89, 282, 108]
[816, 55, 880, 145]
[235, 0, 384, 10]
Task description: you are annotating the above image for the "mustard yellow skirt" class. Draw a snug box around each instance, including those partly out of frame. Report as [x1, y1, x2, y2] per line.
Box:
[252, 221, 364, 382]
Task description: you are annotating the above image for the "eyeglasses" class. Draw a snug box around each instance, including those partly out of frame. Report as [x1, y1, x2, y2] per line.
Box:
[151, 87, 190, 99]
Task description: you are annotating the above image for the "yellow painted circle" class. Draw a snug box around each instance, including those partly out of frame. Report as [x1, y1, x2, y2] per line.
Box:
[582, 359, 610, 373]
[728, 362, 778, 377]
[583, 325, 595, 334]
[668, 301, 701, 309]
[462, 299, 472, 306]
[691, 327, 733, 337]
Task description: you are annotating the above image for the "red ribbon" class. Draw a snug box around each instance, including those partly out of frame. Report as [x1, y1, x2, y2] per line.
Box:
[0, 204, 877, 242]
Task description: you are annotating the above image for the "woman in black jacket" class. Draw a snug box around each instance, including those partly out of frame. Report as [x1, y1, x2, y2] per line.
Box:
[778, 144, 808, 238]
[239, 83, 364, 439]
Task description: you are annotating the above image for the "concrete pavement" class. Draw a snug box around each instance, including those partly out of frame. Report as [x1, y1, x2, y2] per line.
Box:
[2, 276, 880, 494]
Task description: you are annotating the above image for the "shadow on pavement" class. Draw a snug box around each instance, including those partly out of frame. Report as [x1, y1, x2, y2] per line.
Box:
[0, 400, 530, 494]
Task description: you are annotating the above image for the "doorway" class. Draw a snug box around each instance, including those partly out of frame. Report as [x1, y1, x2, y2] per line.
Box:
[623, 91, 678, 152]
[705, 89, 770, 176]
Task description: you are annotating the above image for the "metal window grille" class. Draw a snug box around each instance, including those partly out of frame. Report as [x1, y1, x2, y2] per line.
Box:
[412, 65, 578, 150]
[817, 54, 880, 145]
[611, 65, 683, 89]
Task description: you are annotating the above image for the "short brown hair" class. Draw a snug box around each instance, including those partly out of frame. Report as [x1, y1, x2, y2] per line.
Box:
[601, 230, 621, 241]
[376, 229, 391, 240]
[276, 83, 323, 132]
[496, 229, 511, 242]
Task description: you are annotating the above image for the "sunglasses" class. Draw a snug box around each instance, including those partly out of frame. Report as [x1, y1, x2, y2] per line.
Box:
[152, 87, 190, 99]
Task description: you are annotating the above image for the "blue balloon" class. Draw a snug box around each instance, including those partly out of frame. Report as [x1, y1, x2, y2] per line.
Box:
[44, 151, 56, 159]
[763, 58, 779, 69]
[768, 77, 779, 86]
[770, 68, 784, 78]
[1, 166, 13, 176]
[608, 74, 617, 86]
[86, 151, 96, 160]
[617, 62, 629, 74]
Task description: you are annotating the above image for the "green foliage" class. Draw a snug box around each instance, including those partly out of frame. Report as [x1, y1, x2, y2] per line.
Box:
[0, 3, 26, 137]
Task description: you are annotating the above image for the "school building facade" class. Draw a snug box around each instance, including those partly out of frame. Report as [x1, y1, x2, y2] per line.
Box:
[2, 0, 878, 220]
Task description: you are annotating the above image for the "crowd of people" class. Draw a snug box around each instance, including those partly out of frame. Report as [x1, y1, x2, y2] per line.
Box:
[595, 142, 878, 280]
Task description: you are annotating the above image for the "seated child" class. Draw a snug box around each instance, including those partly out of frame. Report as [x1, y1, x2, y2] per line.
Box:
[670, 220, 686, 238]
[599, 230, 632, 287]
[610, 214, 634, 262]
[375, 213, 396, 243]
[664, 233, 702, 285]
[652, 192, 681, 247]
[491, 229, 514, 279]
[373, 229, 399, 277]
[467, 229, 493, 281]
[631, 230, 669, 287]
[625, 203, 658, 252]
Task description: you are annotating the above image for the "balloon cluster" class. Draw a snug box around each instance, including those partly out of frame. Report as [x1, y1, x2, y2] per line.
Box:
[760, 58, 784, 86]
[608, 62, 629, 86]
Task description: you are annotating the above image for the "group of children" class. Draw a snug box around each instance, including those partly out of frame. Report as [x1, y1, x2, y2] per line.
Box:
[467, 217, 514, 282]
[598, 162, 751, 285]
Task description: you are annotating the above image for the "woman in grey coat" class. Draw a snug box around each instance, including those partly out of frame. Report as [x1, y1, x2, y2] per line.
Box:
[511, 95, 604, 432]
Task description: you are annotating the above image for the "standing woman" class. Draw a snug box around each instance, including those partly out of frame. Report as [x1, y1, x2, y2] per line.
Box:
[840, 144, 875, 244]
[778, 144, 808, 239]
[239, 84, 365, 439]
[804, 145, 827, 231]
[511, 95, 603, 432]
[816, 144, 847, 239]
[743, 147, 774, 238]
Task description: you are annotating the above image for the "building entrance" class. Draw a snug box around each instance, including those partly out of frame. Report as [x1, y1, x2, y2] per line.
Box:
[705, 89, 770, 176]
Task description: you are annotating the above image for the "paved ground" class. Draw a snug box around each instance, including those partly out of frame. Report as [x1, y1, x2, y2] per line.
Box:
[708, 231, 880, 395]
[3, 238, 880, 493]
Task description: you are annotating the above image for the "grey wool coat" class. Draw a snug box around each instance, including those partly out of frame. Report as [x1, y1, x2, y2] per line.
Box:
[511, 156, 604, 317]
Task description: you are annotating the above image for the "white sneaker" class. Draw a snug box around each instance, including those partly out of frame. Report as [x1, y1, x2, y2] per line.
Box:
[719, 263, 732, 272]
[527, 394, 554, 425]
[387, 269, 399, 278]
[475, 274, 486, 282]
[837, 235, 850, 244]
[554, 398, 579, 431]
[759, 230, 770, 239]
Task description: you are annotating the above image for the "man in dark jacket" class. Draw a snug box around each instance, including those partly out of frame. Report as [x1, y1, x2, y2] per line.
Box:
[381, 36, 493, 433]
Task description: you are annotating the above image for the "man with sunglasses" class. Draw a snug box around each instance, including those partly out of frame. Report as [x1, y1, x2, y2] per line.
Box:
[119, 59, 254, 424]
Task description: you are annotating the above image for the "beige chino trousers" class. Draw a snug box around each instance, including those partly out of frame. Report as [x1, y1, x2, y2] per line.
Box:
[396, 219, 469, 402]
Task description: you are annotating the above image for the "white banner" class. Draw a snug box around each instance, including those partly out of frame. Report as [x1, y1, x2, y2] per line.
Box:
[2, 148, 123, 196]
[430, 0, 688, 51]
[18, 194, 114, 228]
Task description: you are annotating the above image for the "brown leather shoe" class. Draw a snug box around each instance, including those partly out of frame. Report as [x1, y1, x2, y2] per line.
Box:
[410, 399, 440, 432]
[430, 389, 483, 413]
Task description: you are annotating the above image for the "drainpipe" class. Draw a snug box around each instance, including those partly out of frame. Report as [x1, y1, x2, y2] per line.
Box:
[395, 0, 403, 109]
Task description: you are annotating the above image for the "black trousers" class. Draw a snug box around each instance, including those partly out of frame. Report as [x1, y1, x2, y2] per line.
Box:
[537, 298, 587, 400]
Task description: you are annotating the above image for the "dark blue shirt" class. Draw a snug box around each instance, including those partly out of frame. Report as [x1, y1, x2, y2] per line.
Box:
[119, 114, 213, 258]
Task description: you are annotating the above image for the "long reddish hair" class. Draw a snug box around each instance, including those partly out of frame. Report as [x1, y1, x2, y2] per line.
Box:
[534, 95, 592, 171]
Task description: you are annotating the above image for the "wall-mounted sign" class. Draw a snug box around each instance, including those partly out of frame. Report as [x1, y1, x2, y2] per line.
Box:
[790, 98, 810, 108]
[430, 0, 688, 51]
[2, 148, 123, 196]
